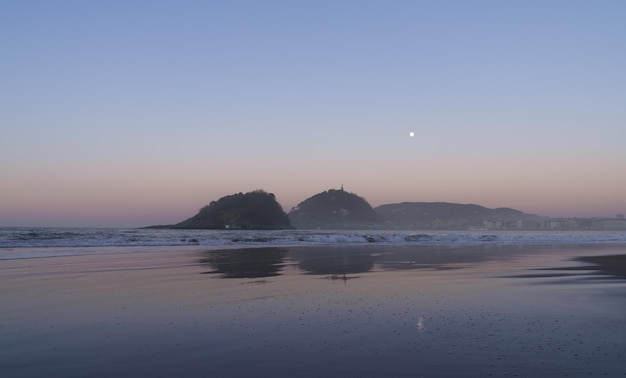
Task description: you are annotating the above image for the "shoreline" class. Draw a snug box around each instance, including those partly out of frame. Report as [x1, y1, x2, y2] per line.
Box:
[3, 243, 626, 377]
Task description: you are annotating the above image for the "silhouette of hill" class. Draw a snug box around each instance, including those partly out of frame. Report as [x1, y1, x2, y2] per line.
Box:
[289, 188, 383, 229]
[145, 189, 550, 231]
[375, 202, 545, 229]
[172, 190, 292, 230]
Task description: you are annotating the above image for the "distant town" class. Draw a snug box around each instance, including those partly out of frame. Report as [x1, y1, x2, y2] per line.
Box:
[404, 214, 626, 231]
[473, 215, 626, 231]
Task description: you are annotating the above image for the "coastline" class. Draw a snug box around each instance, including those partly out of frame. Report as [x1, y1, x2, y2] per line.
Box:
[2, 243, 626, 377]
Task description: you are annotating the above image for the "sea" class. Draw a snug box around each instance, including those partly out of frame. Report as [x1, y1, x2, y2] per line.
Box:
[2, 227, 626, 260]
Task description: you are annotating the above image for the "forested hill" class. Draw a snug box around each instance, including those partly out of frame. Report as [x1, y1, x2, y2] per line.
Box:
[375, 202, 545, 229]
[172, 190, 292, 230]
[289, 189, 383, 229]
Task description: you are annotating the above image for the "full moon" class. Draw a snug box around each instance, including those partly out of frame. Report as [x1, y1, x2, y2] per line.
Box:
[409, 131, 415, 137]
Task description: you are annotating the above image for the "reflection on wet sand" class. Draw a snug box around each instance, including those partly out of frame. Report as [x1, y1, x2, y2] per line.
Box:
[200, 245, 626, 283]
[373, 244, 517, 271]
[198, 247, 288, 278]
[199, 244, 522, 279]
[290, 247, 375, 278]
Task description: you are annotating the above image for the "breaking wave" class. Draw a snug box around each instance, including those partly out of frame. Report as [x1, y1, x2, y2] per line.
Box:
[2, 227, 626, 260]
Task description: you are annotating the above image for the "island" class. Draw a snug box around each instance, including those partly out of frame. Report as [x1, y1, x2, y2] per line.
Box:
[154, 190, 292, 230]
[288, 187, 383, 229]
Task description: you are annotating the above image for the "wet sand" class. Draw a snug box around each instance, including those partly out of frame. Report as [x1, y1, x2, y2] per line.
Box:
[2, 244, 626, 377]
[577, 254, 626, 279]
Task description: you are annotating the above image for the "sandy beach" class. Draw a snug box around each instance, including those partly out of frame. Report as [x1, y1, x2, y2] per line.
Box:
[2, 244, 626, 377]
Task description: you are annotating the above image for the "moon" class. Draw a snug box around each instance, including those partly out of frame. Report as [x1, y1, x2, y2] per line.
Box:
[409, 131, 415, 138]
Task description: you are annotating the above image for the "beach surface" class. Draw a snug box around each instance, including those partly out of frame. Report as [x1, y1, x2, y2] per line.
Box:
[2, 244, 626, 377]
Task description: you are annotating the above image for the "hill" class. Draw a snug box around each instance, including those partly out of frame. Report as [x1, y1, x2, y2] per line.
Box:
[375, 202, 545, 229]
[288, 188, 383, 229]
[172, 190, 292, 230]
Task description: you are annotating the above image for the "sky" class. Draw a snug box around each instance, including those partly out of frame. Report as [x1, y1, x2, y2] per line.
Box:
[1, 0, 625, 228]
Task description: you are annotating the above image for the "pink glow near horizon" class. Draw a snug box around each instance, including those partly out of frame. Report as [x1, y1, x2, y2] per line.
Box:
[1, 2, 625, 227]
[4, 170, 623, 228]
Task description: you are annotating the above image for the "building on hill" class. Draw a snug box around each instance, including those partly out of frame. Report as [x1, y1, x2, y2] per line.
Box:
[289, 188, 383, 229]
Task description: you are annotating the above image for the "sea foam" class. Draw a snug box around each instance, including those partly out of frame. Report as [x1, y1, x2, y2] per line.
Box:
[2, 227, 626, 260]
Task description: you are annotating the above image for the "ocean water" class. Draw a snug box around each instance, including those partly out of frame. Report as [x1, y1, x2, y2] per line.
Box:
[1, 227, 626, 260]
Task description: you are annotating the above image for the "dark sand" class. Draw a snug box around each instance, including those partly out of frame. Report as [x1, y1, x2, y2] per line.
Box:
[2, 244, 626, 377]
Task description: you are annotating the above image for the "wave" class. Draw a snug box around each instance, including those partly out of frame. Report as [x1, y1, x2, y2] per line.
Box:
[2, 227, 626, 253]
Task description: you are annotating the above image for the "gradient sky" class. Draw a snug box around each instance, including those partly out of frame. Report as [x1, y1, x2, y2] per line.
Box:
[2, 0, 625, 227]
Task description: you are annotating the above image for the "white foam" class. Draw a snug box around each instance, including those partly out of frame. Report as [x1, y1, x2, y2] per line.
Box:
[2, 227, 626, 260]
